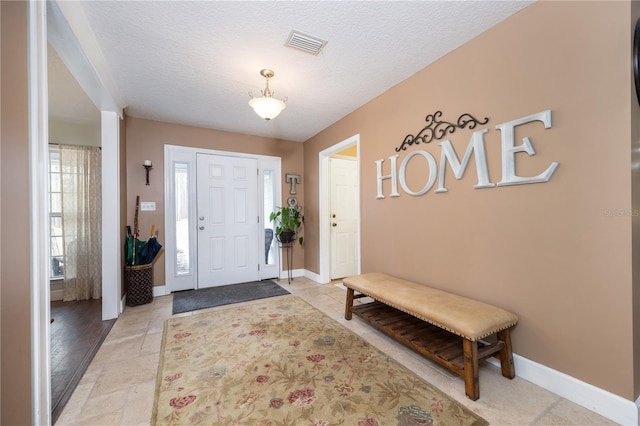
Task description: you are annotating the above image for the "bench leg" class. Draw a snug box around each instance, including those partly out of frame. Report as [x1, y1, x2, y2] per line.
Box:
[345, 287, 354, 320]
[497, 328, 516, 379]
[463, 339, 479, 401]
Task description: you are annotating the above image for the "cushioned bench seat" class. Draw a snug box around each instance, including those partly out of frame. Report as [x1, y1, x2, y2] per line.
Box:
[343, 272, 518, 400]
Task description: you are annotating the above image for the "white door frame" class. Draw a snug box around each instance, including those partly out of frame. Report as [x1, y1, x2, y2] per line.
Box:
[164, 145, 281, 292]
[164, 146, 198, 292]
[318, 134, 361, 283]
[28, 2, 51, 423]
[31, 2, 125, 422]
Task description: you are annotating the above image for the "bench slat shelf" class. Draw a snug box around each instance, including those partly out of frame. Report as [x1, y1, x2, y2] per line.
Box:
[351, 301, 506, 377]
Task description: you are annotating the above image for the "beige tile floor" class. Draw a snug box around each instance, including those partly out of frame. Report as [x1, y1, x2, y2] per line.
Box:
[56, 277, 618, 425]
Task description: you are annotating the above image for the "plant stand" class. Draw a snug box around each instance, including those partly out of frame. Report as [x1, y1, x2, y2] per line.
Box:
[279, 242, 294, 284]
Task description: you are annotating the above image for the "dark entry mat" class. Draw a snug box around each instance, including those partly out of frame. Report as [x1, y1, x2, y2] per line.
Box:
[172, 280, 290, 314]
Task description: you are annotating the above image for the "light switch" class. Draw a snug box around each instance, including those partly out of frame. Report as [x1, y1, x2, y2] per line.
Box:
[140, 201, 156, 211]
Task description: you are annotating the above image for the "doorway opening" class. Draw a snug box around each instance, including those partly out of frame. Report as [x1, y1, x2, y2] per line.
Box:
[318, 135, 361, 283]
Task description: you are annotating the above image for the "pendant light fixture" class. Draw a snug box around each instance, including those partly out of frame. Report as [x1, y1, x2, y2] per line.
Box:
[249, 69, 287, 120]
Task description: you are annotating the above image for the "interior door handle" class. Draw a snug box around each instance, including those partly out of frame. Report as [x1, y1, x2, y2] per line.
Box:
[199, 226, 205, 230]
[332, 223, 337, 227]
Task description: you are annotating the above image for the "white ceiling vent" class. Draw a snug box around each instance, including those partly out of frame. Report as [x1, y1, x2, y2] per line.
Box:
[285, 30, 327, 56]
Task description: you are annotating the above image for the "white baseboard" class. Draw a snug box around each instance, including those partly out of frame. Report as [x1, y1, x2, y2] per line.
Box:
[487, 355, 638, 425]
[153, 285, 168, 297]
[50, 289, 64, 301]
[279, 268, 304, 280]
[303, 269, 323, 283]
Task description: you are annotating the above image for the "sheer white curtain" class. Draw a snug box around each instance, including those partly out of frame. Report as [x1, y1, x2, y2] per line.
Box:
[60, 145, 102, 301]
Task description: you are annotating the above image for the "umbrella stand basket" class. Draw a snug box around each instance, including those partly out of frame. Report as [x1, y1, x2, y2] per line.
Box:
[125, 263, 153, 306]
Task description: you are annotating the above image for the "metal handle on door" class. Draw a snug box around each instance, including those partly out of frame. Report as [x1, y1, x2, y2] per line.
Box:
[332, 223, 337, 227]
[199, 226, 205, 230]
[199, 216, 205, 221]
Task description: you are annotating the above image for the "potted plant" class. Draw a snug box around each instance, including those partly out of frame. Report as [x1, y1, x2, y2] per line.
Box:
[269, 206, 304, 245]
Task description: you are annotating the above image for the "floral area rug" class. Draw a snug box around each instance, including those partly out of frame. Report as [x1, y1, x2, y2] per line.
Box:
[152, 295, 488, 426]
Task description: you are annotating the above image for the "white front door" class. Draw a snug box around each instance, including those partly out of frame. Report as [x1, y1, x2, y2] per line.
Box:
[330, 157, 358, 279]
[197, 153, 259, 288]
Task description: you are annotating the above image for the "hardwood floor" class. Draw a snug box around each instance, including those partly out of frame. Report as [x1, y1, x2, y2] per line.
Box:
[50, 298, 116, 424]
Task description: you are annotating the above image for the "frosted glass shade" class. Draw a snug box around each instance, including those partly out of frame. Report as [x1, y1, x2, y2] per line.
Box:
[249, 96, 286, 120]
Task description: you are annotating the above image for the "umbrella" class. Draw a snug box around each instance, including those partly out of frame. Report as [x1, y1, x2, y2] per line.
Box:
[139, 236, 162, 265]
[125, 234, 147, 266]
[138, 224, 163, 265]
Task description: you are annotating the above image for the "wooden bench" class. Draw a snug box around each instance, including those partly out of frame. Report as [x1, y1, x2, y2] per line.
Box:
[343, 272, 518, 400]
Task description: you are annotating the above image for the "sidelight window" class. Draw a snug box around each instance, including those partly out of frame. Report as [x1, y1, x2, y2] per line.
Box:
[174, 162, 191, 275]
[263, 169, 276, 265]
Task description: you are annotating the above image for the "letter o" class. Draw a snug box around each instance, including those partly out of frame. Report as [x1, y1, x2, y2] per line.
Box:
[399, 150, 437, 196]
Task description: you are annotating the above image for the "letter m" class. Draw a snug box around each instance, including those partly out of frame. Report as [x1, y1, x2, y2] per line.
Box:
[436, 129, 495, 193]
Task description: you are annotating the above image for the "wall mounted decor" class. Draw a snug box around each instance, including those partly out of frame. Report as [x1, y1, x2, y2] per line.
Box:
[285, 173, 301, 194]
[395, 111, 489, 152]
[143, 160, 152, 185]
[376, 110, 559, 199]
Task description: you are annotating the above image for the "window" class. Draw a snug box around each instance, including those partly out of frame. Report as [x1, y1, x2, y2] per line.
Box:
[174, 162, 191, 275]
[49, 147, 64, 279]
[263, 169, 276, 265]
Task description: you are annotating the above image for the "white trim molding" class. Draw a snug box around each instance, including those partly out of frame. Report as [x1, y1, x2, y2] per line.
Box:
[28, 1, 51, 423]
[488, 355, 638, 425]
[101, 111, 121, 320]
[153, 285, 168, 298]
[279, 268, 305, 281]
[303, 269, 322, 284]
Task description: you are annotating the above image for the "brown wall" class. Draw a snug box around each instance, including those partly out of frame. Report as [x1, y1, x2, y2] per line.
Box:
[631, 0, 640, 401]
[125, 117, 304, 287]
[305, 1, 636, 399]
[1, 1, 33, 424]
[0, 1, 3, 419]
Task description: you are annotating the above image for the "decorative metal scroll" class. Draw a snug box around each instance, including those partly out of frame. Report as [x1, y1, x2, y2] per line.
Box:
[395, 111, 490, 152]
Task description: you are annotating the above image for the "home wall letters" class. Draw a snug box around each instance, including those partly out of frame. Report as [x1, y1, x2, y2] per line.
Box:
[375, 110, 558, 199]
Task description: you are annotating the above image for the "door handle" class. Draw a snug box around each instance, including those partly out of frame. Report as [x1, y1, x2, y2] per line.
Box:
[199, 216, 205, 221]
[199, 226, 205, 230]
[332, 223, 337, 227]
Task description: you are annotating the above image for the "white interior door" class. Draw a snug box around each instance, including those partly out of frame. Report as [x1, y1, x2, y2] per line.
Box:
[330, 157, 358, 279]
[197, 153, 259, 288]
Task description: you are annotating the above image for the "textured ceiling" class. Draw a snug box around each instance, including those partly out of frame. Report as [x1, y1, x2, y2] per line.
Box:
[50, 1, 532, 142]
